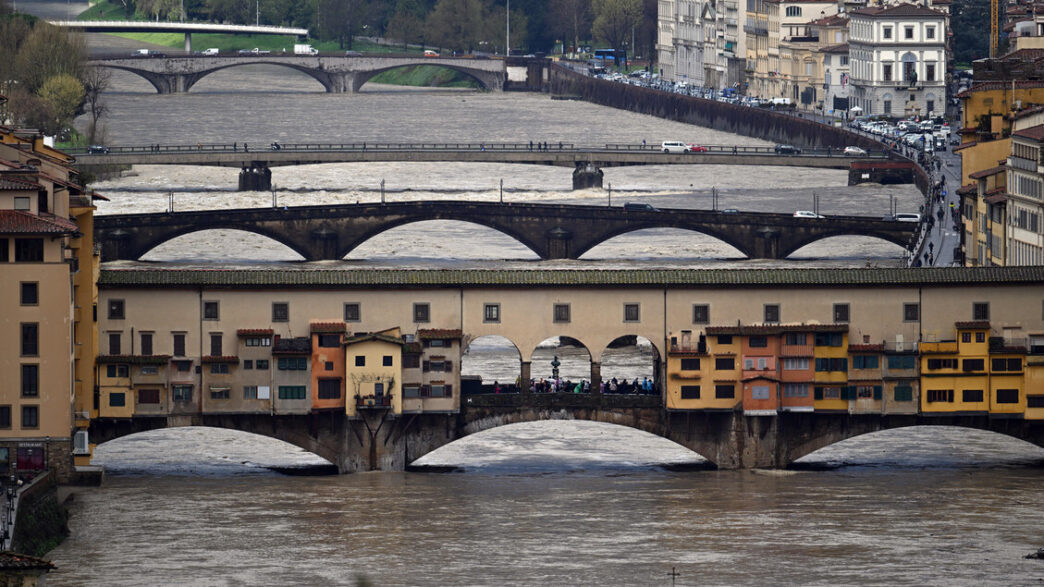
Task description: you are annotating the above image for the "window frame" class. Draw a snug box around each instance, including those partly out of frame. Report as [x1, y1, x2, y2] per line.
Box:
[203, 300, 220, 321]
[21, 364, 39, 397]
[483, 303, 501, 323]
[344, 302, 361, 322]
[692, 304, 710, 324]
[21, 323, 38, 357]
[764, 304, 780, 324]
[21, 405, 39, 429]
[553, 303, 571, 323]
[19, 282, 38, 306]
[108, 299, 125, 320]
[413, 302, 430, 323]
[623, 303, 640, 323]
[972, 302, 989, 321]
[903, 303, 919, 322]
[833, 303, 850, 323]
[272, 302, 289, 322]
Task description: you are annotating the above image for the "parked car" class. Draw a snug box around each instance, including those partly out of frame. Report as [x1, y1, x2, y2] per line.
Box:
[424, 50, 439, 57]
[894, 213, 921, 223]
[661, 141, 688, 153]
[623, 202, 660, 212]
[202, 48, 220, 56]
[686, 144, 708, 152]
[843, 146, 868, 156]
[719, 208, 740, 214]
[794, 210, 826, 218]
[774, 144, 801, 154]
[86, 145, 110, 154]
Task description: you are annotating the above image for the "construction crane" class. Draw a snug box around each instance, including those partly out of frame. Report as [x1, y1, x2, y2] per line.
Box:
[990, 0, 999, 58]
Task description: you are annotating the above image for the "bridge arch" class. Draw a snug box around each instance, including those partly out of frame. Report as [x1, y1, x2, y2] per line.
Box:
[338, 216, 545, 260]
[417, 417, 712, 469]
[530, 336, 594, 386]
[461, 334, 525, 392]
[181, 61, 332, 93]
[88, 420, 339, 472]
[600, 335, 662, 392]
[574, 223, 757, 260]
[131, 226, 312, 262]
[787, 423, 1044, 468]
[578, 226, 749, 260]
[779, 229, 912, 259]
[352, 63, 491, 92]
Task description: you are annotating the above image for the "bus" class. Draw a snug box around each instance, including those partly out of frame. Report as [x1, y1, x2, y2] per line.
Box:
[592, 48, 626, 66]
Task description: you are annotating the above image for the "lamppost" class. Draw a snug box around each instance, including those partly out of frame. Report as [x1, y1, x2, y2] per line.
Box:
[551, 355, 560, 380]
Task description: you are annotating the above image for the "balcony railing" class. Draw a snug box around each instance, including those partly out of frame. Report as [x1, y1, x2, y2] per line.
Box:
[356, 395, 392, 408]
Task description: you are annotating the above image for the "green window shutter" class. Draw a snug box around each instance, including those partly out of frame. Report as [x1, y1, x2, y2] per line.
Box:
[873, 385, 883, 400]
[814, 387, 823, 400]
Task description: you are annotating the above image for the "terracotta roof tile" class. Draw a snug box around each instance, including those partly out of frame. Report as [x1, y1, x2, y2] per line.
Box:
[97, 267, 1044, 289]
[310, 321, 347, 333]
[201, 355, 240, 364]
[0, 552, 55, 571]
[0, 176, 40, 190]
[955, 321, 991, 329]
[417, 328, 463, 339]
[969, 165, 1007, 179]
[1013, 125, 1044, 141]
[0, 210, 77, 234]
[237, 328, 273, 336]
[849, 343, 885, 352]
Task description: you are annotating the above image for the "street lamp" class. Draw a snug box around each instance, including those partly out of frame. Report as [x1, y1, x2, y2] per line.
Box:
[551, 355, 560, 380]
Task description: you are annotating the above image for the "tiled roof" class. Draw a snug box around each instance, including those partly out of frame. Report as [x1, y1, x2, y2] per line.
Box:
[968, 165, 1007, 179]
[1000, 48, 1044, 60]
[809, 13, 848, 26]
[237, 328, 273, 336]
[955, 321, 991, 329]
[97, 267, 1044, 288]
[850, 4, 945, 18]
[417, 328, 463, 339]
[344, 333, 403, 346]
[956, 183, 978, 196]
[0, 210, 77, 234]
[706, 323, 848, 335]
[849, 343, 885, 352]
[0, 552, 55, 571]
[985, 193, 1008, 204]
[0, 176, 40, 190]
[742, 374, 780, 383]
[1013, 125, 1044, 141]
[310, 321, 347, 333]
[958, 80, 1044, 97]
[820, 43, 849, 53]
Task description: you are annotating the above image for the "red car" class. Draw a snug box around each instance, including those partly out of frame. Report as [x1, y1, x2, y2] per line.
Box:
[686, 144, 708, 152]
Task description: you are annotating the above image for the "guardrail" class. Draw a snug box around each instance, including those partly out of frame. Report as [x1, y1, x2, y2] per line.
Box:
[68, 141, 884, 157]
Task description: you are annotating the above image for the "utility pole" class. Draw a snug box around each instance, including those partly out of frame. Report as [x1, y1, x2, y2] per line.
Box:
[256, 0, 260, 26]
[506, 0, 510, 56]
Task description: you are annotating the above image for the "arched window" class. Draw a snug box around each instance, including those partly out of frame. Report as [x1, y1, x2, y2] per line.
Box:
[786, 6, 802, 17]
[901, 52, 917, 84]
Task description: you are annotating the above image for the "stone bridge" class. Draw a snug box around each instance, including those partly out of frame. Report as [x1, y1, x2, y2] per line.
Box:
[87, 395, 1044, 472]
[93, 201, 916, 261]
[86, 54, 506, 93]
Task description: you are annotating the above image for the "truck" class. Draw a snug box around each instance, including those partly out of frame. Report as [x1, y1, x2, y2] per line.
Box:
[294, 44, 318, 55]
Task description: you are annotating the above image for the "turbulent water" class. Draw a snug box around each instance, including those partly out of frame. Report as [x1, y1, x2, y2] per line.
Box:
[44, 62, 1044, 586]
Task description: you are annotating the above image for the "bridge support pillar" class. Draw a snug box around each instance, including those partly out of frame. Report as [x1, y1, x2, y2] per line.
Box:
[590, 362, 601, 391]
[520, 361, 531, 395]
[753, 228, 782, 259]
[572, 162, 603, 190]
[184, 32, 191, 54]
[238, 165, 272, 191]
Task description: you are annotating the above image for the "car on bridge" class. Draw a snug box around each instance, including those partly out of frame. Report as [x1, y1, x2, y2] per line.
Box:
[793, 210, 826, 219]
[774, 144, 801, 155]
[686, 144, 708, 152]
[86, 145, 110, 154]
[623, 202, 660, 212]
[661, 141, 688, 153]
[894, 213, 921, 223]
[843, 146, 868, 156]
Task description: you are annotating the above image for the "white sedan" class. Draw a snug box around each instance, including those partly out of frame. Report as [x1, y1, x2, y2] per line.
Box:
[843, 146, 868, 156]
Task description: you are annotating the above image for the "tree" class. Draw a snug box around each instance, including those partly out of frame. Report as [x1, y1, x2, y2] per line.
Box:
[549, 0, 592, 54]
[82, 66, 112, 144]
[591, 0, 641, 65]
[483, 3, 528, 54]
[13, 22, 86, 94]
[426, 0, 485, 53]
[386, 0, 426, 49]
[951, 0, 989, 64]
[37, 74, 84, 137]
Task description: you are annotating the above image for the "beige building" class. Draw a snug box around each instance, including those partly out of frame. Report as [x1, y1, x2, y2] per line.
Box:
[0, 123, 99, 481]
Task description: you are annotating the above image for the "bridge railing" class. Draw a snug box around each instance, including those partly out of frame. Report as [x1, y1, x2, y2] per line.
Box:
[603, 143, 891, 158]
[67, 142, 579, 154]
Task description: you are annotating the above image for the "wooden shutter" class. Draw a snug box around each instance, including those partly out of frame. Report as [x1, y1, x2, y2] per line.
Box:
[444, 384, 452, 397]
[445, 360, 452, 373]
[422, 360, 430, 372]
[873, 385, 883, 400]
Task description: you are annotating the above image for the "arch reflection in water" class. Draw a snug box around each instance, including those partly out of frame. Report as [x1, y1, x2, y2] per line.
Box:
[91, 427, 332, 476]
[412, 420, 707, 473]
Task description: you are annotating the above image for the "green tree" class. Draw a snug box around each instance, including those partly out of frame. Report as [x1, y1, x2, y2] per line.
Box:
[13, 22, 86, 94]
[951, 0, 989, 64]
[37, 74, 85, 137]
[386, 0, 426, 49]
[591, 0, 640, 64]
[426, 0, 485, 52]
[82, 66, 111, 144]
[549, 0, 592, 54]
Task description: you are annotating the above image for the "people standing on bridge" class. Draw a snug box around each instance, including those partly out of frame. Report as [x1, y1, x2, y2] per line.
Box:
[233, 142, 237, 152]
[529, 140, 533, 151]
[244, 143, 248, 152]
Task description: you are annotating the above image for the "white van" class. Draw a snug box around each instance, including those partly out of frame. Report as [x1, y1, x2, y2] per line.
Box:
[202, 48, 220, 56]
[661, 141, 688, 153]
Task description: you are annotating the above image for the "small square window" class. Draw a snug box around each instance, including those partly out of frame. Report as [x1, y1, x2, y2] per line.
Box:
[764, 304, 780, 323]
[623, 303, 640, 322]
[904, 26, 913, 39]
[272, 302, 289, 322]
[973, 302, 989, 321]
[903, 303, 919, 322]
[325, 361, 334, 371]
[413, 303, 430, 323]
[355, 355, 366, 367]
[20, 282, 38, 306]
[383, 355, 393, 367]
[108, 299, 125, 320]
[975, 332, 986, 343]
[243, 359, 254, 370]
[553, 303, 571, 323]
[203, 301, 219, 320]
[483, 303, 500, 323]
[693, 304, 709, 324]
[344, 303, 360, 322]
[13, 197, 30, 211]
[833, 303, 850, 323]
[883, 26, 892, 39]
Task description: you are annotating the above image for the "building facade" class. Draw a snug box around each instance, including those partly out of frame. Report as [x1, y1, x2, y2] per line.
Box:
[848, 3, 947, 118]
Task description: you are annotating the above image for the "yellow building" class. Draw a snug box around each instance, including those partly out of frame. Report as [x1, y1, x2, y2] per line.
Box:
[0, 123, 98, 480]
[920, 322, 991, 414]
[345, 328, 404, 418]
[812, 328, 848, 412]
[666, 329, 714, 410]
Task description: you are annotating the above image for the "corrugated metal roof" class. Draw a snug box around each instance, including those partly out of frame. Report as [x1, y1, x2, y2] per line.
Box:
[97, 267, 1044, 289]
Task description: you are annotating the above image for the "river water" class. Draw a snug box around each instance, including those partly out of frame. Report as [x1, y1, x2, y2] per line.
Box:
[46, 64, 1044, 585]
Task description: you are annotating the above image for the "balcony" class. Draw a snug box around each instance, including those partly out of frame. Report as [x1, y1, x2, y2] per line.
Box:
[356, 394, 392, 409]
[779, 343, 814, 357]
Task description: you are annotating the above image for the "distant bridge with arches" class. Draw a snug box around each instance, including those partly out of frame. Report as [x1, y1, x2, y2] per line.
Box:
[93, 200, 916, 261]
[85, 54, 506, 93]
